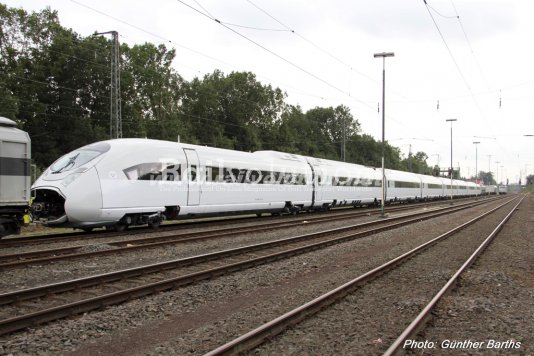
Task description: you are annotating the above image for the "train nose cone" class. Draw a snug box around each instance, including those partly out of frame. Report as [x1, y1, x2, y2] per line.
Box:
[63, 167, 103, 223]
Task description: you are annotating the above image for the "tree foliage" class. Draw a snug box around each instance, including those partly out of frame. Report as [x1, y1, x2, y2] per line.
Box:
[475, 171, 496, 185]
[1, 4, 435, 177]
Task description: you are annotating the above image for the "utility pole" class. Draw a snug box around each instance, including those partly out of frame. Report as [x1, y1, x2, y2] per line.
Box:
[97, 30, 122, 139]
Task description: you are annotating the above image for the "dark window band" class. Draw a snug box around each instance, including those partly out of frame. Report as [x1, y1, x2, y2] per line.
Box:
[0, 157, 30, 176]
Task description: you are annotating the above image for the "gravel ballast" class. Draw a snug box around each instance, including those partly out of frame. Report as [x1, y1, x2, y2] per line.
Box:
[0, 195, 530, 355]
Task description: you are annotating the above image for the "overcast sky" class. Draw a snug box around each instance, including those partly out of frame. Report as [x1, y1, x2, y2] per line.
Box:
[5, 0, 534, 184]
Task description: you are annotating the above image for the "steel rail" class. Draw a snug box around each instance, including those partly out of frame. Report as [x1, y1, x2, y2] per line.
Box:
[0, 198, 486, 305]
[0, 204, 381, 246]
[0, 195, 491, 248]
[0, 213, 285, 247]
[0, 197, 496, 269]
[0, 197, 507, 335]
[383, 194, 525, 356]
[203, 196, 519, 355]
[1, 198, 468, 252]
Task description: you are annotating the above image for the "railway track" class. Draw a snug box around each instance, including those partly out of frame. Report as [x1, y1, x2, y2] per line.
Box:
[0, 195, 489, 248]
[204, 194, 524, 355]
[0, 197, 500, 269]
[0, 196, 507, 336]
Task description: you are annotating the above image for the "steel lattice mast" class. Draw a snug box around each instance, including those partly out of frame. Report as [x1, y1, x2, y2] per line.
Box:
[97, 30, 122, 139]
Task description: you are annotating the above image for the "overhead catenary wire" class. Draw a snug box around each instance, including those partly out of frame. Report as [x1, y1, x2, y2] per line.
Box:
[449, 0, 492, 93]
[175, 0, 376, 113]
[422, 0, 472, 92]
[242, 0, 416, 121]
[243, 0, 419, 102]
[70, 0, 235, 70]
[63, 0, 405, 135]
[246, 0, 356, 73]
[68, 0, 364, 108]
[426, 2, 457, 19]
[422, 0, 513, 161]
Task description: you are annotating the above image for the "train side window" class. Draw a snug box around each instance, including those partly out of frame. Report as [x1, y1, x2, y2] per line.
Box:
[247, 170, 261, 183]
[190, 165, 197, 181]
[124, 162, 181, 181]
[210, 166, 223, 182]
[164, 164, 181, 181]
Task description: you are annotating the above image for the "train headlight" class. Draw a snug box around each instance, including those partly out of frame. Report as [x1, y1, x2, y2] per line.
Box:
[61, 172, 82, 187]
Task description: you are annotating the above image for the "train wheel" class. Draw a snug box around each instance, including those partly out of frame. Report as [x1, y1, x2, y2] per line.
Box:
[82, 227, 94, 233]
[148, 219, 161, 229]
[116, 223, 128, 231]
[106, 223, 128, 232]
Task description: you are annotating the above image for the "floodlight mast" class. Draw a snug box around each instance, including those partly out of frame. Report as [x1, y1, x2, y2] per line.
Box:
[446, 119, 457, 203]
[373, 52, 395, 218]
[473, 141, 480, 198]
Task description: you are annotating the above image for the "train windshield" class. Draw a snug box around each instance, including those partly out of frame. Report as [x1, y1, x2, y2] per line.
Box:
[50, 142, 111, 174]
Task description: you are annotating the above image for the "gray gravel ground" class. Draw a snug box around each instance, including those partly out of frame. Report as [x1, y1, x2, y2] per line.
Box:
[410, 193, 533, 355]
[0, 203, 451, 291]
[252, 196, 519, 355]
[0, 196, 526, 355]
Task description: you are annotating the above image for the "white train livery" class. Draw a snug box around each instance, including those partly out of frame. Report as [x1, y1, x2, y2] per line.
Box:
[31, 138, 481, 231]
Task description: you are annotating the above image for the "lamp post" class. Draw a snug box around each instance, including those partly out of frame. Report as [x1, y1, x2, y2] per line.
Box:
[446, 119, 457, 203]
[495, 160, 500, 194]
[473, 141, 480, 197]
[374, 52, 394, 217]
[487, 155, 492, 185]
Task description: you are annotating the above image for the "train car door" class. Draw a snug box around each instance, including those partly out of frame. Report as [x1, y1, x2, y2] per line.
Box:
[183, 148, 200, 205]
[306, 158, 324, 207]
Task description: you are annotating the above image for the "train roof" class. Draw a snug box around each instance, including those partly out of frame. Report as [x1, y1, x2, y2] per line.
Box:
[0, 117, 30, 143]
[385, 169, 422, 182]
[0, 117, 17, 127]
[252, 150, 307, 163]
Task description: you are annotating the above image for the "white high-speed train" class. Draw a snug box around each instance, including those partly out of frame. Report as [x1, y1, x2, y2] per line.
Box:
[31, 139, 481, 231]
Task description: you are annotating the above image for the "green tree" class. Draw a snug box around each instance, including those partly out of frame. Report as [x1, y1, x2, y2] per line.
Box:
[181, 70, 285, 151]
[1, 3, 445, 179]
[477, 171, 496, 185]
[0, 5, 106, 166]
[402, 151, 431, 174]
[121, 42, 185, 140]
